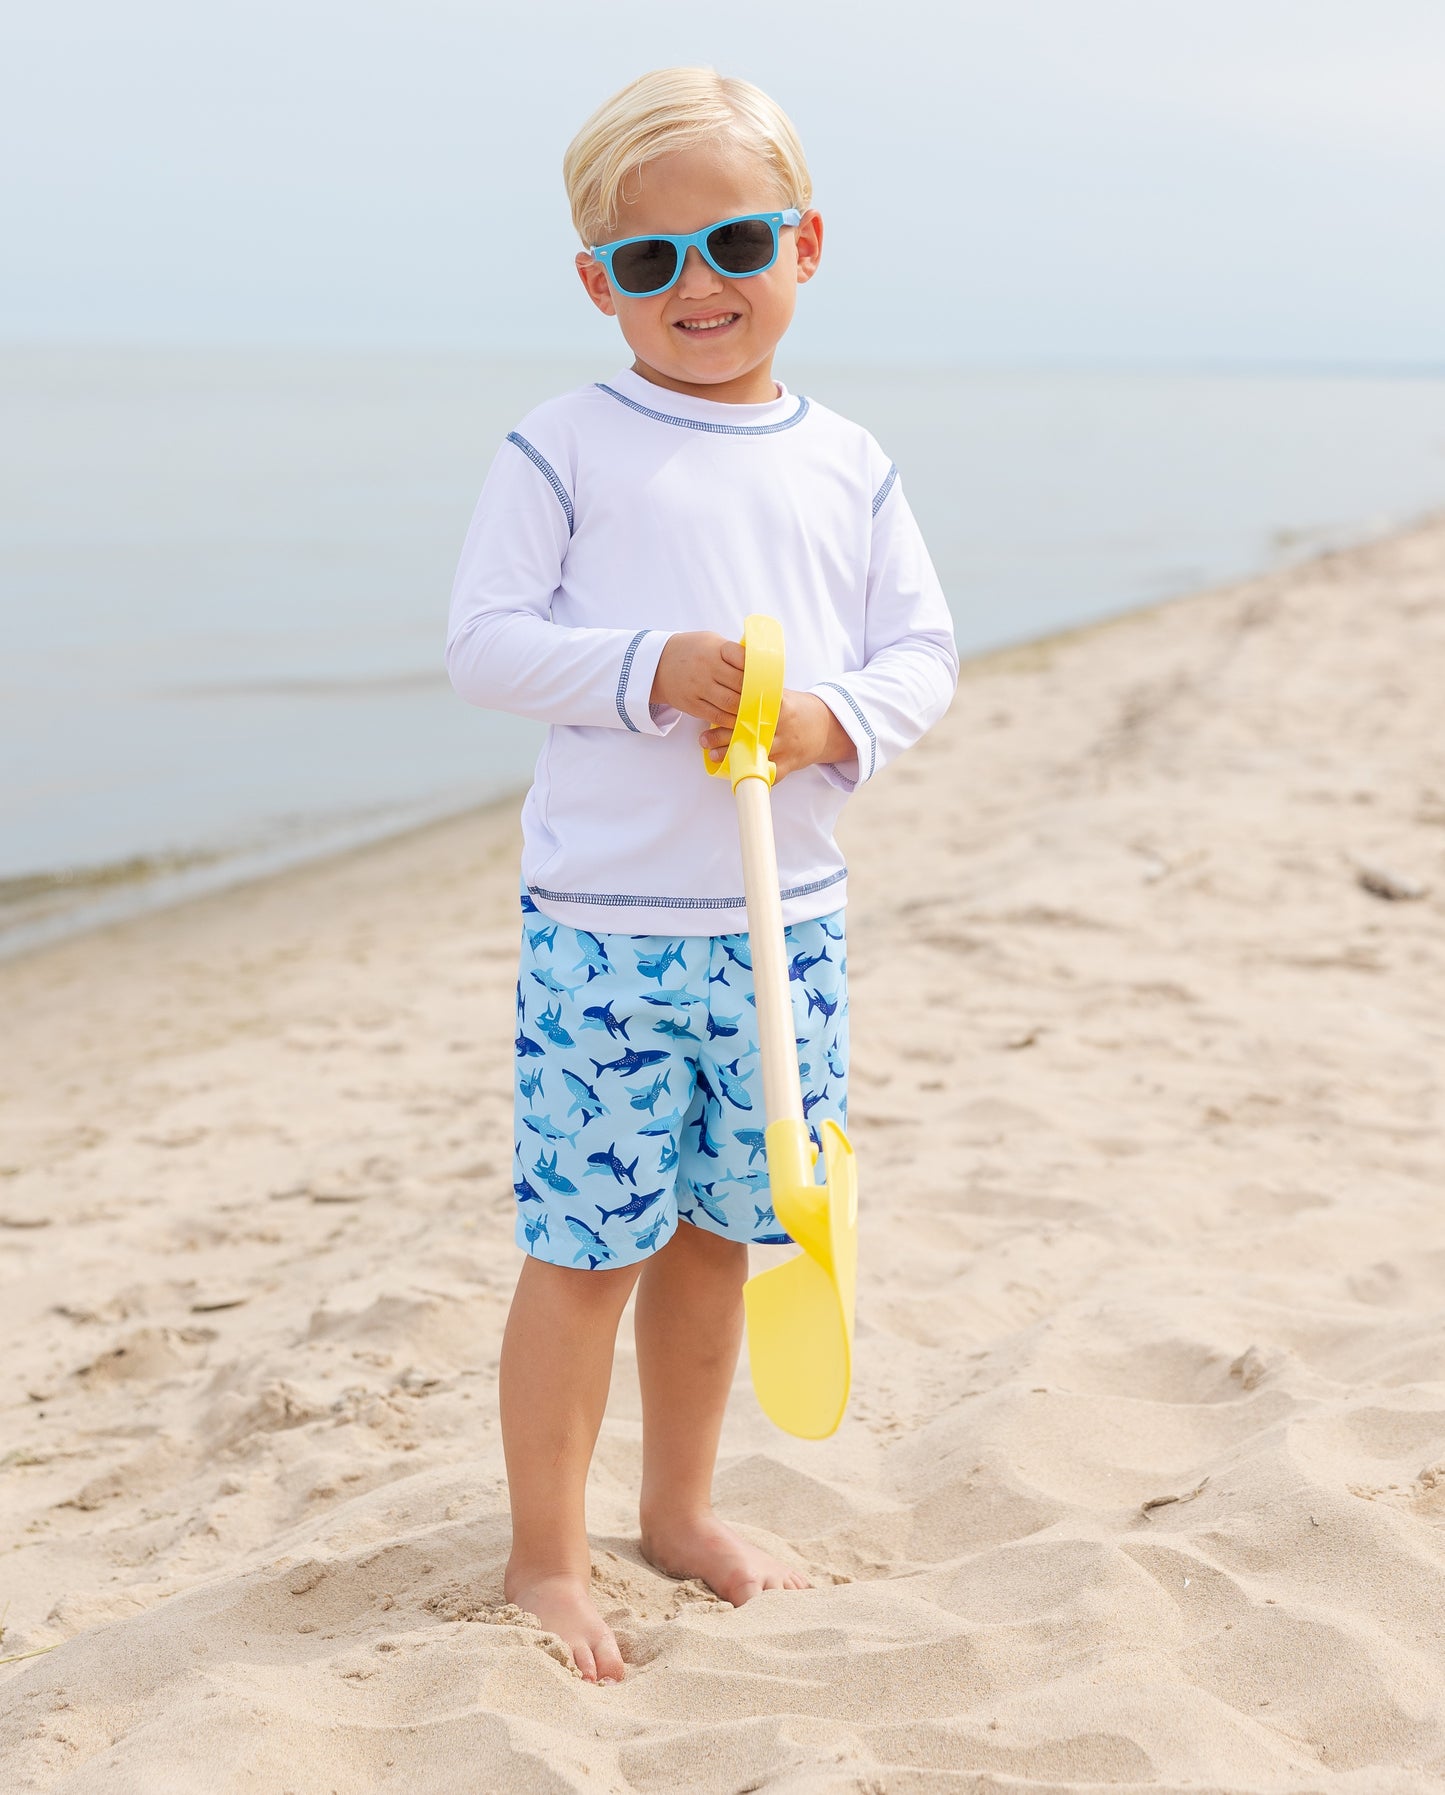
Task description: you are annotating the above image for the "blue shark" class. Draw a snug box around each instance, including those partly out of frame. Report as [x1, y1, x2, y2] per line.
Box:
[585, 1143, 639, 1187]
[522, 1112, 581, 1148]
[732, 1127, 767, 1164]
[635, 941, 687, 985]
[515, 980, 526, 1024]
[689, 1108, 722, 1159]
[653, 1016, 701, 1041]
[626, 1070, 671, 1114]
[535, 1001, 574, 1048]
[532, 967, 585, 1001]
[633, 1214, 668, 1253]
[639, 1107, 687, 1137]
[688, 1183, 729, 1227]
[640, 990, 705, 1008]
[513, 1175, 545, 1205]
[572, 932, 611, 981]
[818, 918, 844, 940]
[827, 1043, 847, 1079]
[694, 1067, 723, 1115]
[798, 1061, 812, 1082]
[706, 1010, 742, 1040]
[562, 1067, 606, 1125]
[789, 945, 832, 983]
[533, 1149, 578, 1196]
[515, 1031, 545, 1059]
[714, 1059, 754, 1111]
[596, 1185, 665, 1226]
[708, 965, 730, 987]
[580, 999, 630, 1040]
[727, 1168, 772, 1196]
[802, 1084, 831, 1120]
[753, 1202, 778, 1230]
[564, 1214, 616, 1269]
[658, 1137, 679, 1173]
[590, 1046, 669, 1079]
[805, 986, 839, 1022]
[524, 1212, 551, 1248]
[720, 938, 752, 970]
[519, 1067, 545, 1109]
[526, 923, 558, 955]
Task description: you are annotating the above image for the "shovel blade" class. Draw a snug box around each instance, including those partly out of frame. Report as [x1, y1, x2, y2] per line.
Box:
[743, 1119, 858, 1440]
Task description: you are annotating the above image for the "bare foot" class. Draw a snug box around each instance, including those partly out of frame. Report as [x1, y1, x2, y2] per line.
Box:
[641, 1510, 811, 1605]
[505, 1566, 625, 1683]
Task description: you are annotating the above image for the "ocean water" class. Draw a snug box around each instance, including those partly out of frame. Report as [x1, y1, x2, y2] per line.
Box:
[3, 347, 1443, 954]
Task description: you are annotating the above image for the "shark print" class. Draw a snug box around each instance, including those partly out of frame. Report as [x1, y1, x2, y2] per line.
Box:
[580, 999, 630, 1040]
[510, 899, 847, 1269]
[536, 1001, 575, 1047]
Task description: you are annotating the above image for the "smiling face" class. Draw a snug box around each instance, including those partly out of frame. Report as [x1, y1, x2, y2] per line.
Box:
[575, 137, 822, 404]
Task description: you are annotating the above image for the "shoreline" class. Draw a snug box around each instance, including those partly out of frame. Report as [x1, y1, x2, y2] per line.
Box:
[3, 518, 1443, 1791]
[6, 501, 1439, 968]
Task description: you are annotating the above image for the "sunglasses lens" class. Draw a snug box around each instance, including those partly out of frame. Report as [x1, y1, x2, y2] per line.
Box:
[706, 218, 776, 275]
[609, 239, 679, 295]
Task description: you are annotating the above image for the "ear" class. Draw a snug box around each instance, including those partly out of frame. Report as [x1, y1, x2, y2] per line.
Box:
[794, 209, 823, 286]
[576, 252, 617, 317]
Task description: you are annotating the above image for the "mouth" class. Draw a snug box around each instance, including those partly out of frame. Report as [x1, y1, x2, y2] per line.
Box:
[674, 312, 741, 336]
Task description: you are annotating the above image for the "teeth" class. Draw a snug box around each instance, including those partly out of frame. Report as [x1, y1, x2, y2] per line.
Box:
[678, 315, 738, 331]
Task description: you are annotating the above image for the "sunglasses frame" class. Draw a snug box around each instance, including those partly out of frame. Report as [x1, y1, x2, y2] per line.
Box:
[588, 209, 803, 298]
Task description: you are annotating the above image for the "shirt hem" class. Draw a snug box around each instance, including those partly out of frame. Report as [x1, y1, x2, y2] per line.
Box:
[525, 869, 847, 936]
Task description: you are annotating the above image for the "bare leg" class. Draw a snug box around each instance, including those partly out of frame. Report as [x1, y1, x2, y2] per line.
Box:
[635, 1221, 810, 1602]
[499, 1254, 640, 1681]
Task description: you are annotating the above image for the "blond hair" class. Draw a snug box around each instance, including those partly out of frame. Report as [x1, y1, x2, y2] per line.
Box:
[563, 67, 812, 247]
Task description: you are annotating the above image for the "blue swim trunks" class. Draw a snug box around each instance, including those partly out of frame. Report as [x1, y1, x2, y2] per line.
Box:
[512, 894, 848, 1269]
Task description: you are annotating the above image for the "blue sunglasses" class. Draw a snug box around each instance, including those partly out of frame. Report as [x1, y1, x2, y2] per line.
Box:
[589, 209, 802, 298]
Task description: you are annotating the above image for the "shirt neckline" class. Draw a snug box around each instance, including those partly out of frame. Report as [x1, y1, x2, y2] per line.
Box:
[598, 367, 808, 436]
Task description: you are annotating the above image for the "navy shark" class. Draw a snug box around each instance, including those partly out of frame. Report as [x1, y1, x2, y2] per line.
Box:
[562, 1068, 606, 1126]
[596, 1185, 665, 1226]
[585, 1143, 639, 1187]
[714, 1058, 754, 1111]
[689, 1108, 722, 1159]
[687, 1182, 729, 1227]
[535, 1001, 574, 1047]
[804, 986, 839, 1022]
[515, 1031, 545, 1060]
[626, 1070, 671, 1114]
[520, 892, 540, 914]
[635, 941, 686, 984]
[564, 1214, 616, 1269]
[515, 980, 526, 1024]
[590, 1046, 669, 1080]
[513, 1174, 545, 1205]
[580, 999, 630, 1041]
[706, 1010, 742, 1041]
[802, 1084, 831, 1120]
[719, 938, 752, 971]
[533, 1149, 578, 1196]
[526, 922, 558, 955]
[789, 945, 831, 983]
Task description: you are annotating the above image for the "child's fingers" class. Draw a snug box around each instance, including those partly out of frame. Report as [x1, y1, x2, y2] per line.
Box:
[719, 640, 746, 674]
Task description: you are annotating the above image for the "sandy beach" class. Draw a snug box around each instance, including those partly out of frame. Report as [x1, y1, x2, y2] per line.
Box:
[2, 520, 1444, 1794]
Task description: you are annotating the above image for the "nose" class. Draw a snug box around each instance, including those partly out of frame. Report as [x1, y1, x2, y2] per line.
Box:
[674, 244, 723, 296]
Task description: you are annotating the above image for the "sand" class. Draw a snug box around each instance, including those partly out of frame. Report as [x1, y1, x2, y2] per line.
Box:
[2, 520, 1444, 1794]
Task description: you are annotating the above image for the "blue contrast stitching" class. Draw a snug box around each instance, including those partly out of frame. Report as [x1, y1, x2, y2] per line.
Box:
[506, 432, 574, 532]
[615, 629, 647, 733]
[526, 868, 847, 911]
[818, 681, 877, 782]
[595, 383, 809, 436]
[871, 463, 898, 516]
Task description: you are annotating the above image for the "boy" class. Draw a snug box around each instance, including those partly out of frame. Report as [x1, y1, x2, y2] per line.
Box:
[447, 67, 958, 1683]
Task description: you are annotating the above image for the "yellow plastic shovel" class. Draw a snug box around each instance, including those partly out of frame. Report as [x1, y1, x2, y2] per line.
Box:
[703, 614, 858, 1440]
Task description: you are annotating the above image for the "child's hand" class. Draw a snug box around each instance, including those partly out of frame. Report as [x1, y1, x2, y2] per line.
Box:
[650, 632, 745, 726]
[700, 691, 857, 782]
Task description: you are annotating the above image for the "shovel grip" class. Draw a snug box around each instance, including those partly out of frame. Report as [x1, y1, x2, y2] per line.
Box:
[702, 614, 784, 791]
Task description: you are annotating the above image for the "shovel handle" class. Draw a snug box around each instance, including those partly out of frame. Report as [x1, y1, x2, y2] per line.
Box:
[734, 775, 806, 1129]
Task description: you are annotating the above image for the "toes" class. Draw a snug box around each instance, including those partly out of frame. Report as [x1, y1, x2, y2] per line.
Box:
[729, 1575, 764, 1605]
[573, 1640, 599, 1683]
[594, 1631, 627, 1684]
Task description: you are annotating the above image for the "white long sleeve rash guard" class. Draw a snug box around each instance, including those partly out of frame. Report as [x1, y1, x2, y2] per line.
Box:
[447, 366, 959, 936]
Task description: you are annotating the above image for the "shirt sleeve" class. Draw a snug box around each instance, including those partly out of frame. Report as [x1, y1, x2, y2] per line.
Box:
[809, 466, 959, 790]
[446, 429, 676, 735]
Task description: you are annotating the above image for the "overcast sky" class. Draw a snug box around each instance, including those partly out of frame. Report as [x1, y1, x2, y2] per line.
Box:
[5, 0, 1444, 366]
